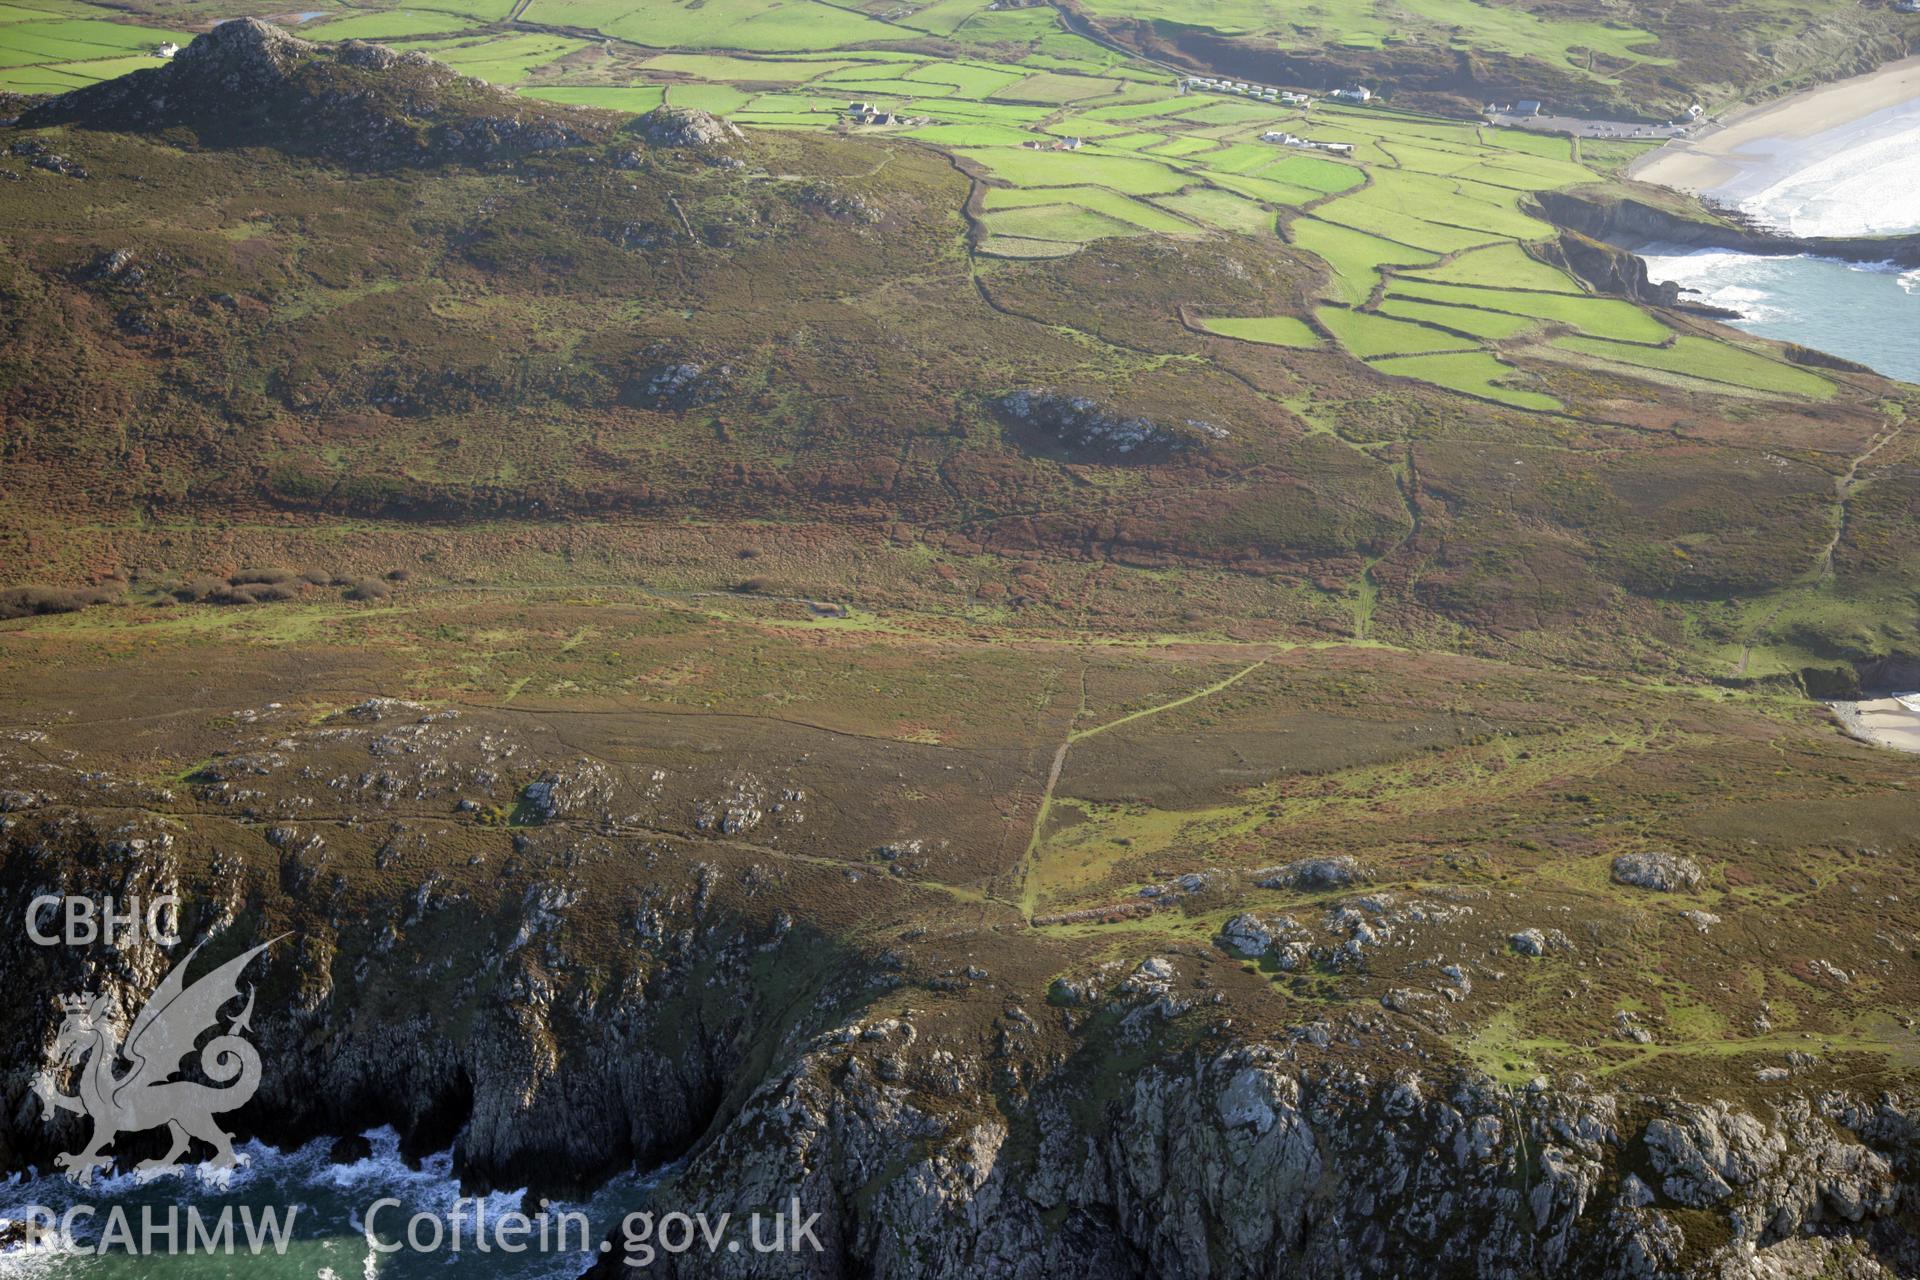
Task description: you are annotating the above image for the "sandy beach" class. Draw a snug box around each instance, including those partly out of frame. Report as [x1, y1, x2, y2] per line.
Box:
[1633, 56, 1920, 200]
[1828, 696, 1920, 753]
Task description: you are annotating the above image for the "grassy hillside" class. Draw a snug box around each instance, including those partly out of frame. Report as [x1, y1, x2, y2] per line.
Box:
[1, 19, 1919, 1229]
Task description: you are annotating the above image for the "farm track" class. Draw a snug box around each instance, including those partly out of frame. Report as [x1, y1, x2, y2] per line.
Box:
[1013, 656, 1268, 918]
[1732, 417, 1908, 677]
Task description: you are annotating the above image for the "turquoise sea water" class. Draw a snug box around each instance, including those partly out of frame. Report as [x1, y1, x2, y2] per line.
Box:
[1637, 97, 1920, 384]
[1639, 247, 1920, 384]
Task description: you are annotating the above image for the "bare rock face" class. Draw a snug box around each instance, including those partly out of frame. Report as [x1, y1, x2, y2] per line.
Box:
[636, 106, 743, 149]
[171, 16, 316, 90]
[1610, 850, 1704, 892]
[599, 1022, 1920, 1280]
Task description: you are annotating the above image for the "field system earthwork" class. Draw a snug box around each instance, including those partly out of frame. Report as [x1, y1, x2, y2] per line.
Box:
[2, 0, 1845, 414]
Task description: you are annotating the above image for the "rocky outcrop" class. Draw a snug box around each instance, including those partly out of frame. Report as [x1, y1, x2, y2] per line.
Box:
[1611, 850, 1705, 892]
[1538, 190, 1920, 270]
[6, 800, 1920, 1276]
[18, 19, 609, 168]
[635, 106, 743, 150]
[994, 391, 1226, 465]
[0, 808, 870, 1191]
[1253, 856, 1367, 892]
[1541, 229, 1683, 308]
[622, 359, 732, 410]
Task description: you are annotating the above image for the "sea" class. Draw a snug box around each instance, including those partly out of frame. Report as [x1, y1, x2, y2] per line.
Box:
[0, 1130, 655, 1278]
[1636, 96, 1920, 383]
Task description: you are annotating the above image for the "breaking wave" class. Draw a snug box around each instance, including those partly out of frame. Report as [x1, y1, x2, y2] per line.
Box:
[0, 1128, 651, 1279]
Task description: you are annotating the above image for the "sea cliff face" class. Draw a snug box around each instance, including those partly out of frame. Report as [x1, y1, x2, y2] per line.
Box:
[1538, 190, 1920, 269]
[609, 1032, 1919, 1279]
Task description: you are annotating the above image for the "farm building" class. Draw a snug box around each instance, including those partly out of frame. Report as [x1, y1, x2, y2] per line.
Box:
[1261, 132, 1353, 155]
[1330, 86, 1373, 103]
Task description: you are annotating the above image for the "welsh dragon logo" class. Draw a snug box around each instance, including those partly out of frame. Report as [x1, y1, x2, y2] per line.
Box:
[34, 937, 280, 1186]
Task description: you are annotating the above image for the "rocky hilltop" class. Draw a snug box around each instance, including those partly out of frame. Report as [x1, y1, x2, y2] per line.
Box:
[21, 18, 610, 166]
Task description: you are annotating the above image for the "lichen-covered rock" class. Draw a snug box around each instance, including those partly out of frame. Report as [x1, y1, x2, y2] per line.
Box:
[1611, 850, 1704, 892]
[174, 17, 316, 89]
[1219, 912, 1292, 957]
[994, 391, 1219, 464]
[1253, 856, 1367, 892]
[624, 359, 730, 410]
[1511, 927, 1571, 957]
[635, 106, 743, 149]
[519, 761, 615, 823]
[1512, 927, 1550, 956]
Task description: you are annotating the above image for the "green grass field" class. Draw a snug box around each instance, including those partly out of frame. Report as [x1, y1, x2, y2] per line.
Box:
[1151, 185, 1274, 232]
[1198, 315, 1322, 346]
[1318, 306, 1475, 358]
[517, 84, 666, 113]
[996, 70, 1126, 103]
[1552, 335, 1836, 400]
[399, 31, 585, 82]
[1377, 296, 1538, 340]
[1371, 351, 1562, 410]
[909, 121, 1042, 146]
[980, 203, 1146, 243]
[1391, 279, 1672, 344]
[0, 0, 182, 89]
[307, 9, 480, 41]
[645, 53, 855, 82]
[1401, 242, 1584, 292]
[1340, 169, 1558, 240]
[1207, 172, 1325, 209]
[1257, 153, 1365, 194]
[984, 184, 1195, 233]
[958, 147, 1188, 194]
[1289, 218, 1439, 303]
[1312, 196, 1502, 254]
[524, 0, 901, 52]
[0, 0, 1839, 410]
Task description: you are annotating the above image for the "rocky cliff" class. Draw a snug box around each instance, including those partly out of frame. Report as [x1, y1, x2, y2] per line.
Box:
[605, 1023, 1919, 1279]
[1538, 190, 1920, 270]
[3, 696, 1918, 1278]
